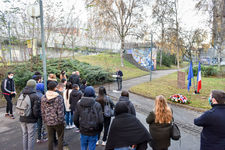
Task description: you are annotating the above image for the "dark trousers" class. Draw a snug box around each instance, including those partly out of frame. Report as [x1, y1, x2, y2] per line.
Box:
[47, 124, 64, 150]
[4, 94, 13, 114]
[117, 78, 122, 91]
[98, 116, 111, 141]
[37, 117, 43, 140]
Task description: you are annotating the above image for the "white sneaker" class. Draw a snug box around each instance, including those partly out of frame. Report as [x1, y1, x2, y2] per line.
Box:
[66, 125, 70, 129]
[96, 140, 101, 145]
[71, 124, 75, 128]
[102, 141, 106, 146]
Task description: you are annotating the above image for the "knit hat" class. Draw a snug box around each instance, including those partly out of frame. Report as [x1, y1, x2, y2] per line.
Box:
[84, 86, 96, 98]
[26, 79, 36, 88]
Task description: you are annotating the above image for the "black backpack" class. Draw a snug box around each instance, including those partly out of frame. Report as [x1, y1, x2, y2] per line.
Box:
[79, 102, 99, 132]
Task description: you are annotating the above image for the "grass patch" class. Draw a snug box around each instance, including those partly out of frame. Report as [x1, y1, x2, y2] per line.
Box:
[76, 54, 149, 80]
[130, 72, 225, 109]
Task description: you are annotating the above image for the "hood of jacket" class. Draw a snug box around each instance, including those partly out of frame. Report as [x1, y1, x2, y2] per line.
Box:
[22, 86, 36, 95]
[79, 97, 95, 107]
[45, 91, 59, 102]
[119, 96, 130, 102]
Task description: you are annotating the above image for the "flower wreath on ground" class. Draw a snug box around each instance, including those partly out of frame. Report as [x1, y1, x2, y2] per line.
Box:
[169, 94, 190, 104]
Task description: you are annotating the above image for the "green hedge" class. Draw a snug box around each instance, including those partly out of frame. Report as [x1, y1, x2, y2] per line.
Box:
[187, 65, 218, 77]
[157, 51, 176, 67]
[11, 59, 113, 90]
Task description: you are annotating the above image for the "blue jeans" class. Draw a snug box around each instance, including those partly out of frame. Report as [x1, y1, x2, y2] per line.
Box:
[80, 134, 98, 150]
[65, 111, 74, 125]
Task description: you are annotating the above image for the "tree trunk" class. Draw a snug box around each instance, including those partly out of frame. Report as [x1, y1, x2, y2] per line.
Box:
[175, 0, 180, 69]
[160, 26, 165, 67]
[120, 36, 125, 67]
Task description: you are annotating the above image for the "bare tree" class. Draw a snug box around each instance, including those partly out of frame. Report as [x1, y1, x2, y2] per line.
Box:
[152, 0, 174, 67]
[86, 0, 148, 67]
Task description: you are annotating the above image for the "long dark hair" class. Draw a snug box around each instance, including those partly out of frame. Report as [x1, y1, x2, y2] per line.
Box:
[66, 82, 72, 100]
[97, 86, 107, 102]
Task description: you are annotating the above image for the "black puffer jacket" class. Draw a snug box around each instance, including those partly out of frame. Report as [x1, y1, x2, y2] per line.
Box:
[74, 97, 103, 136]
[68, 74, 80, 86]
[69, 89, 82, 111]
[146, 111, 172, 149]
[19, 87, 41, 123]
[117, 96, 136, 116]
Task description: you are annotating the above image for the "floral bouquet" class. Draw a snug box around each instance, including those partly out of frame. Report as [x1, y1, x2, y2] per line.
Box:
[169, 94, 190, 104]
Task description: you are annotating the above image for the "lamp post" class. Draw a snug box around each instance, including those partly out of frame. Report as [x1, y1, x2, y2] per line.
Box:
[39, 0, 47, 92]
[7, 21, 12, 63]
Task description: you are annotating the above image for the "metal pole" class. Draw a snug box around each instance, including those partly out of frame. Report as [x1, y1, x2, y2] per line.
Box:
[150, 33, 153, 81]
[39, 0, 47, 92]
[8, 21, 12, 63]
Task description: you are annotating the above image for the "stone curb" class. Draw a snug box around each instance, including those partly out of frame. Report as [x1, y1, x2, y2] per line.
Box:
[128, 90, 208, 113]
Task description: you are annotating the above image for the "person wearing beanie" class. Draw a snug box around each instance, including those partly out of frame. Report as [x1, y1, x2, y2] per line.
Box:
[106, 101, 152, 150]
[194, 90, 225, 150]
[74, 86, 103, 150]
[19, 79, 41, 150]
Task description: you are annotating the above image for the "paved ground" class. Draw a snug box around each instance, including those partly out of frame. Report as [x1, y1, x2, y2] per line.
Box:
[0, 70, 203, 150]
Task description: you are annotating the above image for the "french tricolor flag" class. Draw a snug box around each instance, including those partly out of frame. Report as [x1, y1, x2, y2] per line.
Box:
[197, 62, 201, 93]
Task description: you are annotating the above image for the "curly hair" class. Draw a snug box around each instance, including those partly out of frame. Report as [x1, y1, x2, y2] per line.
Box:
[154, 95, 172, 124]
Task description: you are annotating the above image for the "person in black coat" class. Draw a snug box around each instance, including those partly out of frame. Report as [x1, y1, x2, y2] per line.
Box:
[106, 101, 152, 150]
[116, 68, 123, 91]
[68, 71, 80, 87]
[116, 91, 136, 116]
[96, 86, 114, 146]
[19, 79, 41, 150]
[146, 95, 173, 150]
[70, 84, 82, 112]
[1, 72, 16, 119]
[194, 90, 225, 150]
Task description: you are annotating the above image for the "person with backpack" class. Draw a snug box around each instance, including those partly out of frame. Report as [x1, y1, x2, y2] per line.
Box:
[35, 77, 48, 143]
[18, 79, 41, 150]
[74, 86, 103, 150]
[117, 91, 136, 116]
[80, 79, 87, 94]
[63, 82, 74, 129]
[41, 81, 65, 150]
[194, 90, 225, 150]
[96, 86, 114, 146]
[106, 101, 152, 150]
[1, 72, 16, 119]
[69, 84, 82, 132]
[146, 95, 173, 150]
[68, 71, 80, 87]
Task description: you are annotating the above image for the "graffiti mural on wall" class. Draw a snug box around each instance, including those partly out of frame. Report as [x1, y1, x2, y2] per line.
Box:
[131, 48, 157, 70]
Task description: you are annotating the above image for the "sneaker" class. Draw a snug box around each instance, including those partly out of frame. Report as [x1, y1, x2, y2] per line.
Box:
[96, 140, 101, 146]
[75, 129, 80, 133]
[9, 114, 15, 119]
[42, 138, 48, 143]
[71, 124, 75, 128]
[65, 125, 70, 129]
[36, 139, 42, 143]
[5, 113, 9, 117]
[102, 141, 106, 146]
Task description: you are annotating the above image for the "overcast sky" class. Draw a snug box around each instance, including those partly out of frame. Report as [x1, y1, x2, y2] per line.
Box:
[0, 0, 210, 38]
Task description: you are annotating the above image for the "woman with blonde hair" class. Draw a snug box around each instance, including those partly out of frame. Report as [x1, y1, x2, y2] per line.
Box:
[146, 95, 173, 150]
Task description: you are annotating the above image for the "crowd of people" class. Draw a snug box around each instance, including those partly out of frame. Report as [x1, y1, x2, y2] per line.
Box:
[1, 70, 225, 150]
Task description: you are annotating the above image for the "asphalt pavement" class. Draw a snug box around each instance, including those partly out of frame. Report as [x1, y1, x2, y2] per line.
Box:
[0, 69, 203, 150]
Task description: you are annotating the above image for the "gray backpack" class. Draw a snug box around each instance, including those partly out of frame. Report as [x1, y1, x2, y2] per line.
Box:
[104, 96, 114, 117]
[16, 94, 32, 116]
